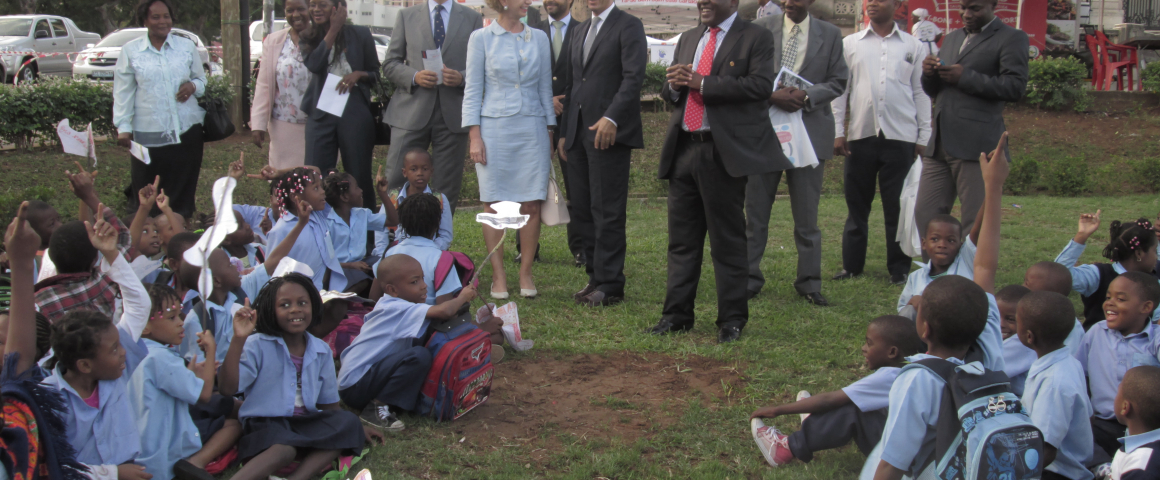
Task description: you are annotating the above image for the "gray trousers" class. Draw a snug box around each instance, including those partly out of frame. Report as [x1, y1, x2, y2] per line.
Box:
[913, 142, 984, 241]
[384, 97, 469, 211]
[745, 160, 826, 296]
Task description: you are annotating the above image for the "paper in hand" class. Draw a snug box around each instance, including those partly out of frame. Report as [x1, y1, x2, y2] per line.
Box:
[423, 49, 444, 85]
[774, 67, 814, 91]
[57, 119, 98, 166]
[130, 141, 151, 165]
[317, 73, 351, 117]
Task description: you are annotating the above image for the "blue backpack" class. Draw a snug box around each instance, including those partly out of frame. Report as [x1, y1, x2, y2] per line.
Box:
[905, 358, 1045, 480]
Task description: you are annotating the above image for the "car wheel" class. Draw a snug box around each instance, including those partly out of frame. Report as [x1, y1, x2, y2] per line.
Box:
[16, 63, 37, 85]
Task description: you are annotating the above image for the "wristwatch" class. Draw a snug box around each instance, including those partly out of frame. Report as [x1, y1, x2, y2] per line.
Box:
[802, 93, 810, 105]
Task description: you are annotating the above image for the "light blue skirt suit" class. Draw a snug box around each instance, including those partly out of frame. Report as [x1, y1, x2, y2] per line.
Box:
[462, 21, 555, 203]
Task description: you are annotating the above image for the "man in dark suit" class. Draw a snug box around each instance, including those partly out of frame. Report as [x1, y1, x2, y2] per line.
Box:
[916, 0, 1028, 239]
[744, 0, 848, 307]
[647, 0, 785, 343]
[558, 0, 647, 307]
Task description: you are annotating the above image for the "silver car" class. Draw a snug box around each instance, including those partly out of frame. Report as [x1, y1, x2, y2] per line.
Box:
[372, 34, 389, 64]
[0, 15, 101, 83]
[72, 28, 212, 82]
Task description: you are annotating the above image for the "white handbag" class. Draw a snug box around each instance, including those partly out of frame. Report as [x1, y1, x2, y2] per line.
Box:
[541, 163, 570, 226]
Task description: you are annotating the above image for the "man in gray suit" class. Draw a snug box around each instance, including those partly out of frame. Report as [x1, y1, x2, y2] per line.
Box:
[382, 0, 483, 211]
[916, 0, 1028, 239]
[745, 0, 848, 306]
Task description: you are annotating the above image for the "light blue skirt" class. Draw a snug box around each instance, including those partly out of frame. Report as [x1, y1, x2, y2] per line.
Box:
[476, 114, 550, 203]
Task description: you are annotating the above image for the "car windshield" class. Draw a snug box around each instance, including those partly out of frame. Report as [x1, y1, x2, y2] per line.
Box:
[0, 18, 33, 37]
[95, 30, 145, 48]
[373, 35, 388, 46]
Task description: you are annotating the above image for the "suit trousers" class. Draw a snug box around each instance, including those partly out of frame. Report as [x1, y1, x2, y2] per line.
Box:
[661, 136, 749, 329]
[787, 403, 887, 463]
[385, 96, 469, 212]
[559, 152, 582, 255]
[745, 161, 826, 296]
[306, 91, 377, 208]
[126, 125, 204, 219]
[565, 132, 631, 296]
[841, 134, 915, 277]
[337, 346, 433, 413]
[914, 139, 985, 241]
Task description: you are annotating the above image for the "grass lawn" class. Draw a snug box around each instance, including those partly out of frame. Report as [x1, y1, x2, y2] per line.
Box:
[2, 108, 1159, 478]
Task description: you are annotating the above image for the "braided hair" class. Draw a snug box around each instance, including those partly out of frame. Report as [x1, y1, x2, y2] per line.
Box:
[272, 167, 318, 216]
[252, 273, 322, 336]
[398, 193, 441, 240]
[145, 283, 181, 321]
[323, 172, 355, 209]
[1102, 218, 1157, 263]
[46, 310, 113, 373]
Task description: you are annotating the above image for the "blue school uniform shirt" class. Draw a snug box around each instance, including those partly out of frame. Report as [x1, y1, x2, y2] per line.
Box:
[897, 236, 977, 312]
[236, 332, 340, 420]
[179, 267, 271, 363]
[1002, 335, 1037, 396]
[223, 243, 265, 270]
[1023, 347, 1094, 480]
[43, 367, 141, 466]
[326, 206, 388, 263]
[383, 236, 462, 305]
[1113, 428, 1160, 479]
[234, 204, 275, 244]
[840, 367, 900, 412]
[338, 295, 431, 390]
[127, 339, 205, 480]
[1074, 320, 1160, 419]
[267, 206, 347, 292]
[372, 183, 453, 257]
[1056, 240, 1160, 324]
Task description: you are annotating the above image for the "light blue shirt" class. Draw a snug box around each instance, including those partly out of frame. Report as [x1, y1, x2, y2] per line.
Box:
[382, 237, 463, 305]
[179, 268, 271, 363]
[1054, 239, 1160, 323]
[1023, 348, 1094, 480]
[236, 333, 340, 420]
[128, 339, 204, 480]
[462, 22, 555, 127]
[877, 354, 968, 473]
[548, 14, 571, 47]
[373, 183, 454, 256]
[233, 204, 275, 244]
[1002, 334, 1037, 396]
[338, 295, 431, 390]
[267, 206, 347, 292]
[682, 12, 737, 133]
[840, 366, 900, 412]
[326, 207, 388, 263]
[113, 33, 206, 147]
[44, 368, 141, 466]
[1075, 320, 1160, 419]
[897, 236, 977, 312]
[1122, 428, 1160, 453]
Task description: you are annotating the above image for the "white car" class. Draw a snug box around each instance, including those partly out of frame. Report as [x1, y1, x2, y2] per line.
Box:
[250, 19, 287, 67]
[72, 28, 212, 82]
[372, 34, 389, 64]
[0, 15, 101, 83]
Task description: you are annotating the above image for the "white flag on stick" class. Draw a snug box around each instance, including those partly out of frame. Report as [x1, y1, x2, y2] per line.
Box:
[56, 119, 97, 166]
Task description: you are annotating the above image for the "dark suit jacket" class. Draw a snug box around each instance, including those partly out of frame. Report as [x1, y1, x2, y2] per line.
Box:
[658, 19, 788, 179]
[921, 19, 1028, 160]
[533, 16, 579, 95]
[300, 24, 380, 117]
[559, 6, 647, 150]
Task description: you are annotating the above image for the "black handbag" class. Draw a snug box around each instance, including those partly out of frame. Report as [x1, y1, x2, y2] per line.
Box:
[372, 97, 391, 146]
[199, 95, 236, 142]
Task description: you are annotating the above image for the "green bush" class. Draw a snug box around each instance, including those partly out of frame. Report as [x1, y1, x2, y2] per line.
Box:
[203, 74, 236, 105]
[1143, 61, 1160, 94]
[641, 61, 668, 96]
[1006, 158, 1040, 195]
[0, 77, 115, 150]
[1131, 156, 1160, 192]
[1044, 155, 1090, 196]
[1025, 57, 1090, 112]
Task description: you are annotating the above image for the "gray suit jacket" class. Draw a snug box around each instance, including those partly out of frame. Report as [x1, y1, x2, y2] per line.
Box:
[383, 2, 483, 133]
[753, 14, 847, 160]
[921, 20, 1028, 160]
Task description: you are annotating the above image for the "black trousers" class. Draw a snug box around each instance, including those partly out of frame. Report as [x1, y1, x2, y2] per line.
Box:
[126, 125, 204, 218]
[306, 91, 377, 208]
[841, 133, 915, 277]
[1091, 416, 1126, 465]
[565, 125, 630, 296]
[661, 135, 748, 329]
[787, 403, 887, 463]
[338, 346, 432, 412]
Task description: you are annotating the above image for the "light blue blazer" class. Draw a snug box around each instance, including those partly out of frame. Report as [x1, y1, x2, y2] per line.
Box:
[462, 21, 555, 127]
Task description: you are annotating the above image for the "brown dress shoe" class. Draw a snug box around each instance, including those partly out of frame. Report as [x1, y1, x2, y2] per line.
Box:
[573, 283, 597, 302]
[579, 290, 624, 307]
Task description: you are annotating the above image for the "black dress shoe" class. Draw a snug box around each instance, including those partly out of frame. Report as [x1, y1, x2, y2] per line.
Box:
[801, 292, 831, 307]
[890, 273, 908, 286]
[717, 326, 742, 343]
[574, 252, 587, 267]
[832, 269, 859, 281]
[579, 290, 623, 307]
[648, 318, 693, 335]
[172, 459, 215, 480]
[573, 283, 597, 301]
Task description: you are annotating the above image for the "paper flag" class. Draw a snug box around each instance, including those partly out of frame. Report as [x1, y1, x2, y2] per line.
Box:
[57, 119, 97, 166]
[184, 176, 239, 302]
[130, 141, 151, 165]
[271, 257, 314, 278]
[475, 201, 529, 230]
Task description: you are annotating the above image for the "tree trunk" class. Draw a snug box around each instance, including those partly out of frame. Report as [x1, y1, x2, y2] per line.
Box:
[222, 0, 244, 128]
[96, 3, 118, 35]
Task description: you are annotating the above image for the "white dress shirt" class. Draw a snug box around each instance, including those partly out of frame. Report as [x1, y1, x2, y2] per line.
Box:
[782, 14, 810, 73]
[832, 24, 932, 146]
[682, 12, 736, 132]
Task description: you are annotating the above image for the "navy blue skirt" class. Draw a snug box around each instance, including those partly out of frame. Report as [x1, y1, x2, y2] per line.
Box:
[238, 410, 365, 460]
[189, 394, 235, 440]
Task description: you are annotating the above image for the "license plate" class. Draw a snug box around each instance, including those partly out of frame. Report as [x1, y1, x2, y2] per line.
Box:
[91, 71, 113, 79]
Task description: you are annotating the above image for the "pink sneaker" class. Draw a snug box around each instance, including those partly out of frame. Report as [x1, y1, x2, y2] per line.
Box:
[750, 418, 794, 466]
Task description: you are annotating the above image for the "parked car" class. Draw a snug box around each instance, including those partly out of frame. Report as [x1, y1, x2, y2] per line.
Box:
[0, 14, 100, 83]
[249, 19, 287, 67]
[72, 28, 212, 82]
[372, 34, 389, 64]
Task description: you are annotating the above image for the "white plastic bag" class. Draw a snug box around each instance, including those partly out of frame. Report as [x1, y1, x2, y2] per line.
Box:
[897, 156, 924, 258]
[768, 107, 819, 169]
[493, 302, 533, 352]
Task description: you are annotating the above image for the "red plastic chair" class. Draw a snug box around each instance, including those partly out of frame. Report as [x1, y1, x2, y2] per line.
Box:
[1085, 34, 1106, 90]
[1096, 31, 1139, 91]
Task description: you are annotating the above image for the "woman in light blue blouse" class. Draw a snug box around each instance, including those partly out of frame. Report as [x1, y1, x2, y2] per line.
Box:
[113, 0, 207, 219]
[462, 0, 554, 299]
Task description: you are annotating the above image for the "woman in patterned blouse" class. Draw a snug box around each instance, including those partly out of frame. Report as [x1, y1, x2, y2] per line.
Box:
[251, 0, 314, 169]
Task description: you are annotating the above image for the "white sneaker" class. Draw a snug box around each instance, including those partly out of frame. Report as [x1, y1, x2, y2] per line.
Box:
[360, 403, 405, 432]
[796, 390, 811, 423]
[750, 418, 794, 466]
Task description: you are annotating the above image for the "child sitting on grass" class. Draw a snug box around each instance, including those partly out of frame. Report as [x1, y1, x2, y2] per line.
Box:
[1110, 366, 1160, 479]
[997, 284, 1035, 396]
[1056, 210, 1160, 328]
[377, 194, 464, 305]
[323, 168, 398, 295]
[896, 208, 987, 313]
[1022, 261, 1087, 354]
[374, 150, 454, 256]
[749, 315, 924, 467]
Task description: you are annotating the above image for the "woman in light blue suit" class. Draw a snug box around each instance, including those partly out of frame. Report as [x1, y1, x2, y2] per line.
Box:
[462, 0, 554, 300]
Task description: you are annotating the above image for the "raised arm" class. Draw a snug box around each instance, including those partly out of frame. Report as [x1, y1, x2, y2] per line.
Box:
[218, 300, 255, 397]
[130, 176, 160, 257]
[374, 166, 399, 227]
[4, 202, 42, 375]
[972, 132, 1008, 294]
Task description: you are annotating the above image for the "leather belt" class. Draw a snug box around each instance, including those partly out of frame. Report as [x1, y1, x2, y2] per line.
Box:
[680, 131, 713, 142]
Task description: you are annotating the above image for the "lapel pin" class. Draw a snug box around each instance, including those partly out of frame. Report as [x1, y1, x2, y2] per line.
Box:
[729, 61, 735, 66]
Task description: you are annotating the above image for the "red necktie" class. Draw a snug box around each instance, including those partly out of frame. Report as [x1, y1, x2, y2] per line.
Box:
[683, 26, 720, 131]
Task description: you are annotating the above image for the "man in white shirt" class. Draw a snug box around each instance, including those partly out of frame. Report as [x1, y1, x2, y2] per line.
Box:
[831, 0, 931, 286]
[910, 8, 941, 55]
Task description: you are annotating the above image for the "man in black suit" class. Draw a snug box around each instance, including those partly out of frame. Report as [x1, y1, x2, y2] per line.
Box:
[558, 0, 647, 307]
[647, 0, 786, 343]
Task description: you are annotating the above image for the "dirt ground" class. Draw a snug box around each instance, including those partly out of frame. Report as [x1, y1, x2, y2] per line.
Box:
[1003, 105, 1160, 157]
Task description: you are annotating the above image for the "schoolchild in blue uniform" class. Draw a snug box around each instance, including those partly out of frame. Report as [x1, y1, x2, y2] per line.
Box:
[266, 168, 349, 294]
[750, 315, 925, 467]
[896, 209, 983, 312]
[997, 285, 1036, 396]
[1110, 366, 1160, 480]
[1017, 291, 1094, 480]
[339, 254, 477, 432]
[234, 203, 277, 245]
[322, 170, 398, 294]
[373, 150, 454, 256]
[127, 181, 165, 283]
[219, 273, 380, 480]
[1022, 261, 1088, 354]
[1075, 271, 1160, 464]
[1056, 213, 1160, 328]
[221, 210, 266, 270]
[378, 194, 463, 305]
[128, 284, 242, 480]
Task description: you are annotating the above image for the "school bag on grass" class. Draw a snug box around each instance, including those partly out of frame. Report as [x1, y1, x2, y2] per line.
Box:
[434, 251, 477, 292]
[905, 358, 1044, 480]
[419, 318, 494, 421]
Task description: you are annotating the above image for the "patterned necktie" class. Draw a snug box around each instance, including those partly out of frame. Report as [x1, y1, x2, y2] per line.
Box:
[583, 16, 602, 66]
[552, 20, 564, 62]
[782, 23, 801, 72]
[682, 26, 720, 131]
[433, 5, 446, 50]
